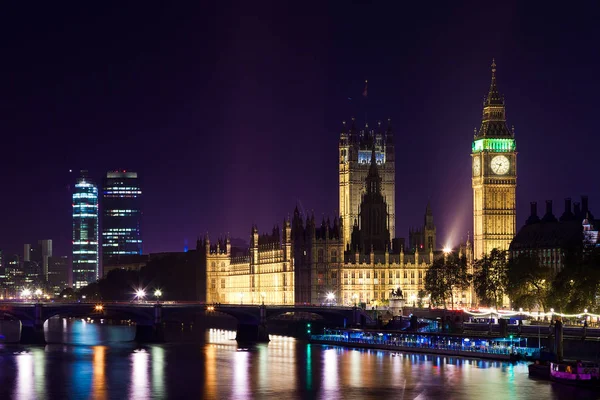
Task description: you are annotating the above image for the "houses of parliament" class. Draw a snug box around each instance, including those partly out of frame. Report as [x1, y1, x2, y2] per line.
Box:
[204, 61, 517, 307]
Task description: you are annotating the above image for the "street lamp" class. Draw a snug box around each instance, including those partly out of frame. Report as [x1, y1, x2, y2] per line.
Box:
[34, 289, 42, 300]
[21, 288, 32, 299]
[238, 292, 243, 305]
[352, 293, 358, 307]
[260, 292, 266, 305]
[154, 289, 162, 303]
[443, 246, 452, 254]
[326, 292, 335, 306]
[136, 289, 146, 302]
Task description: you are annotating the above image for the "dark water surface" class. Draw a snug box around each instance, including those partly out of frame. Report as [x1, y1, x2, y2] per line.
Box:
[0, 318, 598, 399]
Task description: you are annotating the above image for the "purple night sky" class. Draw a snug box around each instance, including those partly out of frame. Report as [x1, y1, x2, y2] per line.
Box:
[1, 2, 599, 258]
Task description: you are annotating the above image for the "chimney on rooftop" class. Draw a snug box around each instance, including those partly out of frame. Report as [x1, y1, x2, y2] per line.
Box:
[582, 195, 589, 217]
[526, 201, 541, 224]
[542, 200, 557, 223]
[574, 202, 581, 217]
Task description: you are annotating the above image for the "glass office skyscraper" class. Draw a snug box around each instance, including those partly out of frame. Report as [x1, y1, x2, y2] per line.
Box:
[102, 171, 142, 268]
[72, 171, 99, 288]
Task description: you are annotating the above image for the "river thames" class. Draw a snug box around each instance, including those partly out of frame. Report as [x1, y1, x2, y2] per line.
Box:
[0, 318, 597, 399]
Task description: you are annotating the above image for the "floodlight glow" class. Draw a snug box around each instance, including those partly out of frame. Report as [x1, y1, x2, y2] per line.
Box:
[136, 289, 146, 299]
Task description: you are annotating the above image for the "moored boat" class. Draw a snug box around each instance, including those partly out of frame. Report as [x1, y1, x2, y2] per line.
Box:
[550, 361, 600, 387]
[528, 361, 550, 379]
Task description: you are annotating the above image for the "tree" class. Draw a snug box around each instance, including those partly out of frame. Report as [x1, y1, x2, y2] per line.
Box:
[506, 253, 551, 311]
[473, 248, 508, 308]
[424, 253, 471, 309]
[59, 287, 76, 300]
[417, 289, 427, 308]
[547, 247, 600, 313]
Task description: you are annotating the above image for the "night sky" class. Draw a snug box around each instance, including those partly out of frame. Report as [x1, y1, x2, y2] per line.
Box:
[1, 2, 599, 258]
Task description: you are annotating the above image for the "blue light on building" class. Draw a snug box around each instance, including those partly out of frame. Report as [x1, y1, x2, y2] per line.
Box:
[358, 150, 385, 165]
[72, 171, 99, 288]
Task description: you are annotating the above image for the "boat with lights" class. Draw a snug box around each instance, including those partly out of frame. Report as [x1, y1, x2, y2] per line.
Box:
[549, 361, 600, 387]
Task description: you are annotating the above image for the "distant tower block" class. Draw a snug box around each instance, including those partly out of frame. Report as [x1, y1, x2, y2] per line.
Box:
[339, 118, 395, 246]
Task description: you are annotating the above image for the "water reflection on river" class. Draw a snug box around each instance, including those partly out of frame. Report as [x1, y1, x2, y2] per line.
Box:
[0, 318, 597, 399]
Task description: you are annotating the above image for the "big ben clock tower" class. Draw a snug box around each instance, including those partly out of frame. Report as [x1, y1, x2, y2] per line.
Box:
[472, 60, 517, 258]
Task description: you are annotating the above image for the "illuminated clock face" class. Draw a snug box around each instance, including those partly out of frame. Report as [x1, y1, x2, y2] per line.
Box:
[472, 157, 480, 176]
[490, 155, 510, 175]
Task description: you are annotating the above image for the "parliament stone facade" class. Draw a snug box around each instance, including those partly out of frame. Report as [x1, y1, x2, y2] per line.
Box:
[205, 61, 518, 308]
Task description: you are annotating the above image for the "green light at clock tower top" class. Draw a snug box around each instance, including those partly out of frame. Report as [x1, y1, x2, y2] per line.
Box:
[472, 138, 515, 153]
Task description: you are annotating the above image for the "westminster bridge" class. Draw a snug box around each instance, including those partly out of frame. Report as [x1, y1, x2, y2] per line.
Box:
[0, 302, 373, 344]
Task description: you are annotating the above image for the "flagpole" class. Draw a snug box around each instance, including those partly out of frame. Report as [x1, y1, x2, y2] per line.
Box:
[363, 79, 368, 125]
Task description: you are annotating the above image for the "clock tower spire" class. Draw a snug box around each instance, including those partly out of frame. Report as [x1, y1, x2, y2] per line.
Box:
[471, 60, 517, 258]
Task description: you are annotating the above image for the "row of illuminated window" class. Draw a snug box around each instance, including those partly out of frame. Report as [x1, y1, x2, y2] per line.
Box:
[104, 190, 141, 194]
[73, 204, 98, 208]
[75, 182, 96, 188]
[105, 213, 136, 217]
[104, 251, 140, 255]
[105, 209, 139, 213]
[74, 191, 97, 197]
[104, 186, 140, 190]
[73, 250, 98, 254]
[73, 260, 97, 264]
[103, 228, 136, 232]
[73, 213, 99, 218]
[102, 240, 142, 244]
[73, 241, 98, 245]
[341, 270, 422, 279]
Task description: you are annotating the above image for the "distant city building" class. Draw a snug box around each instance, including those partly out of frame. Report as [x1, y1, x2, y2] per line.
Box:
[510, 196, 598, 271]
[24, 240, 52, 281]
[0, 254, 25, 298]
[72, 170, 99, 288]
[472, 60, 517, 258]
[102, 171, 142, 269]
[47, 255, 69, 295]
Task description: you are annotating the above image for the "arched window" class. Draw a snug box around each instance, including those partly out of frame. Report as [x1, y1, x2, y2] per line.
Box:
[211, 262, 216, 271]
[331, 250, 337, 263]
[318, 249, 324, 263]
[220, 262, 226, 272]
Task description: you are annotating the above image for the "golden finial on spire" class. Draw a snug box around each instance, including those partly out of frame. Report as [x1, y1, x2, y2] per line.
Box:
[491, 58, 496, 75]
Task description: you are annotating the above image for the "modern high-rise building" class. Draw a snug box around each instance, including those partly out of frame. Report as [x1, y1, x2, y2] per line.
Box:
[339, 119, 395, 246]
[102, 171, 142, 269]
[72, 170, 99, 288]
[24, 240, 52, 281]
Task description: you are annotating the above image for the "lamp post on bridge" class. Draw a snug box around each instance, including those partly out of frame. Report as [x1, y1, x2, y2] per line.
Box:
[326, 292, 335, 307]
[352, 293, 358, 308]
[136, 289, 146, 303]
[260, 292, 266, 306]
[154, 290, 162, 304]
